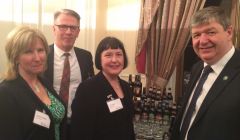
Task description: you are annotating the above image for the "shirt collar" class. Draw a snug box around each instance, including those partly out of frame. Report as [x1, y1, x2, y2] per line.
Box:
[204, 46, 235, 75]
[54, 44, 74, 58]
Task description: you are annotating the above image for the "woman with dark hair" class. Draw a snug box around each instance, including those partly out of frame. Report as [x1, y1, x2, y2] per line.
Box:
[70, 37, 135, 140]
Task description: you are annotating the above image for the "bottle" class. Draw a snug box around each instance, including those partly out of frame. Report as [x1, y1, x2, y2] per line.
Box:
[148, 100, 156, 123]
[155, 89, 162, 103]
[162, 88, 168, 109]
[152, 86, 157, 100]
[162, 88, 169, 125]
[169, 115, 176, 133]
[128, 74, 134, 93]
[141, 100, 149, 121]
[163, 107, 170, 125]
[141, 87, 147, 101]
[171, 103, 177, 117]
[133, 74, 142, 100]
[134, 99, 142, 122]
[167, 88, 173, 109]
[155, 102, 163, 124]
[147, 86, 153, 103]
[162, 132, 170, 140]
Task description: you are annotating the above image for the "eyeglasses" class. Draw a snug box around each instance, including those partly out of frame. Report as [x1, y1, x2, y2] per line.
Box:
[55, 24, 79, 32]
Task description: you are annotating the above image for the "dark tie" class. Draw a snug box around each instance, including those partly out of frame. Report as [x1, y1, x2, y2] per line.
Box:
[59, 53, 70, 105]
[180, 65, 213, 139]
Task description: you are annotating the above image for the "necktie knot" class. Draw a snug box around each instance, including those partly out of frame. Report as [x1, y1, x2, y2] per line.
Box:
[63, 52, 70, 58]
[202, 65, 213, 77]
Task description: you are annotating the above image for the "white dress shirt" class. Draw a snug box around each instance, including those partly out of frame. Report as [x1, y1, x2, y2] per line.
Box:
[181, 46, 235, 140]
[53, 45, 82, 118]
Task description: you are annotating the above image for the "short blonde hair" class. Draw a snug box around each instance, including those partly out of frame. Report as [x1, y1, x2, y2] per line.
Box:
[3, 25, 49, 80]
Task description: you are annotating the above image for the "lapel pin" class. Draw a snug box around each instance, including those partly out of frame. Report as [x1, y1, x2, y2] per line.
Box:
[223, 76, 228, 80]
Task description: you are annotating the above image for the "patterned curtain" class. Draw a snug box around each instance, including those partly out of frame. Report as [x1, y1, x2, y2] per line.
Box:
[135, 0, 206, 90]
[231, 0, 240, 47]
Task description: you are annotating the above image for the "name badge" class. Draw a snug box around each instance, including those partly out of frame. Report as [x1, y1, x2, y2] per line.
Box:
[107, 98, 123, 113]
[33, 110, 50, 129]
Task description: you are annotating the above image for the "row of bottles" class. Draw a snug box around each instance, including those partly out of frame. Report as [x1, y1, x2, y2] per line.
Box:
[128, 74, 178, 140]
[128, 74, 176, 122]
[134, 87, 176, 125]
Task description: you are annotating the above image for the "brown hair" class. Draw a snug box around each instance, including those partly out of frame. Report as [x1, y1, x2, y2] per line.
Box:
[190, 6, 231, 30]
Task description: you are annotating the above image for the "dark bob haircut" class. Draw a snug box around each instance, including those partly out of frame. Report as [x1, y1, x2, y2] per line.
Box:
[95, 36, 128, 70]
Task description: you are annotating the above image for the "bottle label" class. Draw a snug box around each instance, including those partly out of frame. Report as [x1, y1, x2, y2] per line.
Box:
[134, 87, 141, 95]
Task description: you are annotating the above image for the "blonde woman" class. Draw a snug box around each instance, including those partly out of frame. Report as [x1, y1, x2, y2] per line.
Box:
[0, 26, 66, 140]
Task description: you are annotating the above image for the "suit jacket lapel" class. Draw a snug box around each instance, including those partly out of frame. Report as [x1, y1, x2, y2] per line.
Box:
[181, 63, 203, 115]
[192, 50, 240, 127]
[74, 47, 87, 80]
[45, 45, 54, 84]
[49, 46, 54, 83]
[174, 62, 203, 132]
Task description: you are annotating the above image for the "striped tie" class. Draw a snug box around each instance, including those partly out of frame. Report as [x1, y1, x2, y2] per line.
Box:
[180, 65, 213, 139]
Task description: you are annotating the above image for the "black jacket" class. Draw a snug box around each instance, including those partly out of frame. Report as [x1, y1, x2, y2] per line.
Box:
[71, 72, 135, 140]
[0, 75, 67, 140]
[171, 49, 240, 140]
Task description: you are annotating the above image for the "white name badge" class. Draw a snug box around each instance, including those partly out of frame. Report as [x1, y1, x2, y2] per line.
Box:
[107, 98, 123, 113]
[33, 110, 50, 129]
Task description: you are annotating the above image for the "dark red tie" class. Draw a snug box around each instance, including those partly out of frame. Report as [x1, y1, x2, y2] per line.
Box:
[59, 53, 70, 105]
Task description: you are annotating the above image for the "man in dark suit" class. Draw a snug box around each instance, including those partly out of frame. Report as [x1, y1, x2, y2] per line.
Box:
[171, 6, 240, 140]
[44, 9, 94, 139]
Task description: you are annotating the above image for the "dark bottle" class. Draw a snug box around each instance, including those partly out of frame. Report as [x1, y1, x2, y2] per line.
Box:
[167, 88, 173, 109]
[133, 74, 142, 100]
[161, 89, 170, 126]
[176, 103, 182, 114]
[148, 100, 156, 122]
[155, 102, 163, 123]
[134, 99, 142, 122]
[169, 115, 176, 133]
[162, 132, 170, 140]
[170, 103, 177, 117]
[128, 74, 134, 93]
[162, 88, 168, 108]
[147, 86, 153, 103]
[155, 89, 162, 101]
[151, 86, 157, 100]
[141, 87, 147, 101]
[155, 88, 162, 107]
[163, 107, 170, 125]
[141, 101, 149, 121]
